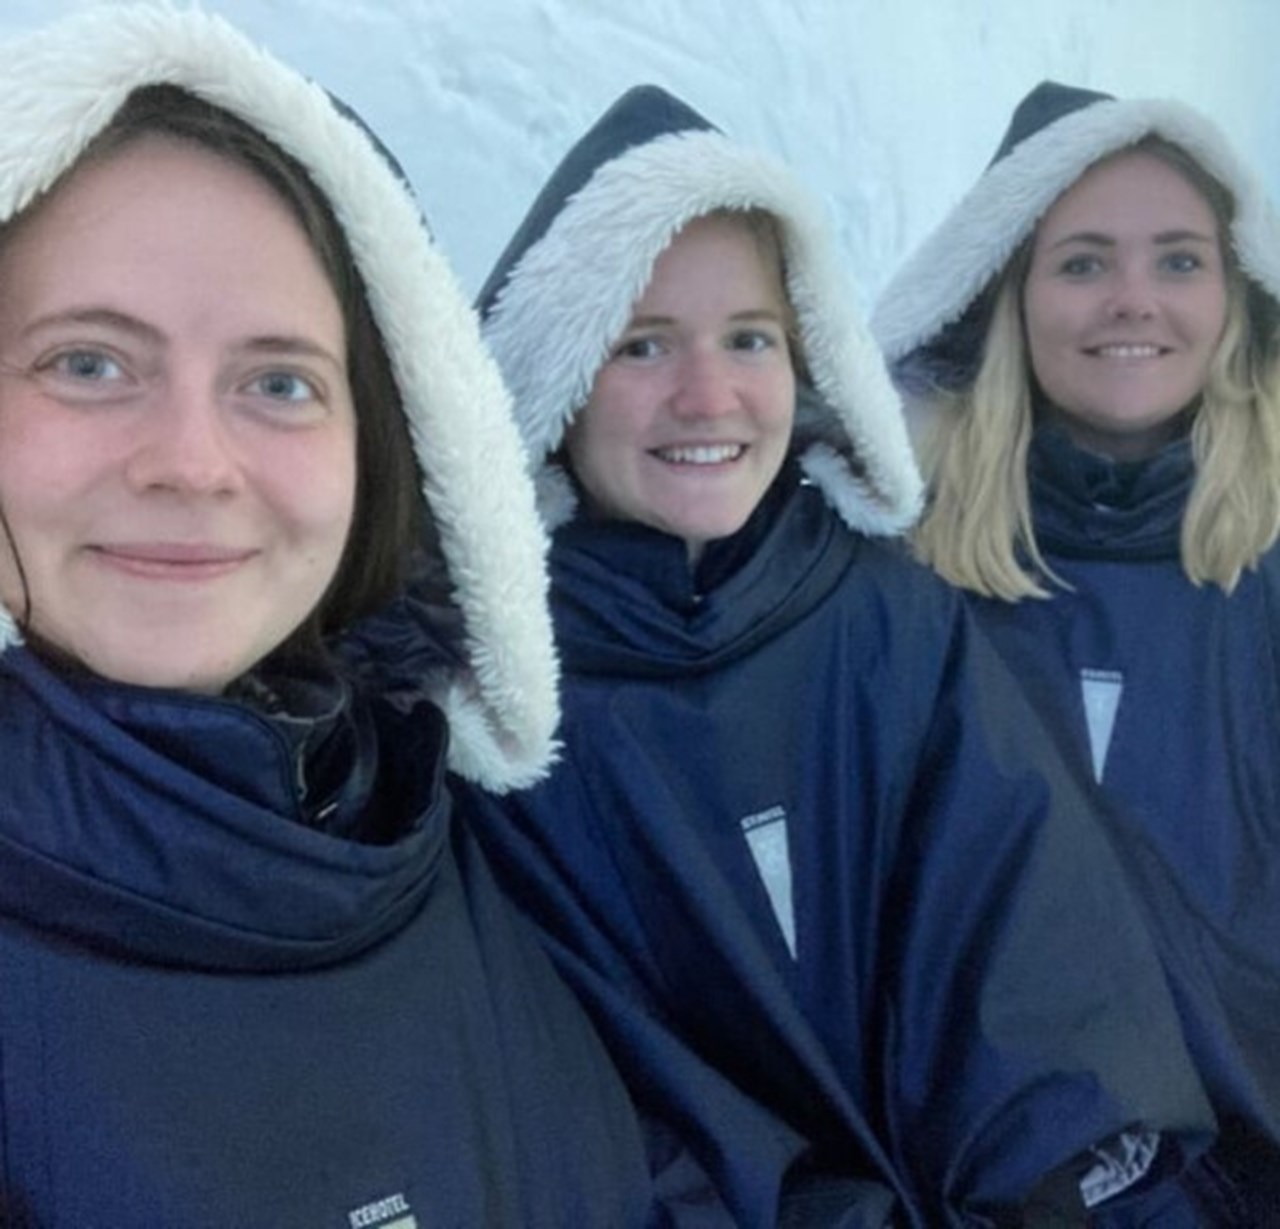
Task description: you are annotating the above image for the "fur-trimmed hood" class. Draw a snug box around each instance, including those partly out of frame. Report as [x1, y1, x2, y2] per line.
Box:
[0, 5, 556, 793]
[477, 84, 922, 538]
[872, 80, 1280, 393]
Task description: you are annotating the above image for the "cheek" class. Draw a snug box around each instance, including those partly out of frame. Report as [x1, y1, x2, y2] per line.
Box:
[0, 395, 126, 512]
[768, 372, 797, 431]
[1022, 285, 1055, 349]
[564, 412, 614, 501]
[564, 404, 644, 522]
[263, 429, 358, 551]
[1201, 290, 1231, 350]
[322, 444, 359, 550]
[1022, 292, 1077, 386]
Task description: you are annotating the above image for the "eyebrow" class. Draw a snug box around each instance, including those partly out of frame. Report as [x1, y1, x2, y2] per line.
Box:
[22, 307, 165, 346]
[625, 308, 788, 328]
[21, 308, 344, 369]
[1048, 229, 1217, 251]
[234, 336, 346, 370]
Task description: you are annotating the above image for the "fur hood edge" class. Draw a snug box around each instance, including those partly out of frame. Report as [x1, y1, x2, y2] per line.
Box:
[0, 4, 558, 792]
[483, 113, 923, 537]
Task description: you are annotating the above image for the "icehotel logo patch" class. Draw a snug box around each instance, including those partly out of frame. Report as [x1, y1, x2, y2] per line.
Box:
[740, 805, 796, 957]
[1080, 668, 1123, 783]
[349, 1193, 416, 1229]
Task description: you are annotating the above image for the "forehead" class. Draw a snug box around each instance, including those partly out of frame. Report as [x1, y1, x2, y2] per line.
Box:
[0, 134, 342, 338]
[640, 212, 788, 310]
[1038, 148, 1219, 238]
[10, 134, 285, 244]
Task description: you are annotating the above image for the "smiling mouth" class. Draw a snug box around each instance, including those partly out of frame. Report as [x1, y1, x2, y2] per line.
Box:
[1087, 344, 1169, 359]
[651, 444, 746, 465]
[89, 544, 256, 580]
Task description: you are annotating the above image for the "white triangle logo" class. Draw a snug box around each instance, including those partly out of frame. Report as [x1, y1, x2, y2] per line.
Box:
[1080, 669, 1124, 783]
[740, 806, 796, 958]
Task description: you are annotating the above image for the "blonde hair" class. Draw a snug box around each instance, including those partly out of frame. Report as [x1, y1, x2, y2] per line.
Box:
[914, 145, 1280, 601]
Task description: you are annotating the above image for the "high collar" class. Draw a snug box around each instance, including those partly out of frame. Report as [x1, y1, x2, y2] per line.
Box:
[0, 647, 449, 971]
[548, 470, 855, 678]
[1028, 424, 1194, 561]
[230, 662, 378, 841]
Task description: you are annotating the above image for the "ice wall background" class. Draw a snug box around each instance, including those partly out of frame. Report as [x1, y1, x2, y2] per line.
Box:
[3, 0, 1274, 308]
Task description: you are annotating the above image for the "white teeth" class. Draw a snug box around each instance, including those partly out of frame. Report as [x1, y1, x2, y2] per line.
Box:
[1094, 344, 1162, 358]
[656, 444, 744, 465]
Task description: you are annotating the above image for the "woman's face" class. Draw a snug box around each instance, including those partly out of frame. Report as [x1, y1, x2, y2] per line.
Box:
[0, 135, 356, 692]
[565, 213, 796, 561]
[1023, 149, 1230, 460]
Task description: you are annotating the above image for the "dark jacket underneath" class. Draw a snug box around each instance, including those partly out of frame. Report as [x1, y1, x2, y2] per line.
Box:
[969, 426, 1280, 1221]
[0, 646, 659, 1229]
[466, 470, 1215, 1228]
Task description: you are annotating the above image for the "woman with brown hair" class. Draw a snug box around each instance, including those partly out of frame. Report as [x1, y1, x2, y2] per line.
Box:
[0, 8, 669, 1225]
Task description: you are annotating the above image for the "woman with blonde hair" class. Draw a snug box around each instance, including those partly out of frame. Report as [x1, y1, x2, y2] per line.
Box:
[875, 79, 1280, 1218]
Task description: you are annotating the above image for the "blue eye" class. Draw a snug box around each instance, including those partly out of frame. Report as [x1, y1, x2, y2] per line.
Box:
[48, 349, 124, 382]
[729, 329, 777, 353]
[248, 371, 316, 402]
[612, 335, 664, 361]
[1160, 251, 1203, 274]
[1058, 254, 1104, 277]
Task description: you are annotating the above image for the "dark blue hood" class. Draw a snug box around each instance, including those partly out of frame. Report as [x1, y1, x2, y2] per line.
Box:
[476, 84, 715, 317]
[479, 82, 922, 539]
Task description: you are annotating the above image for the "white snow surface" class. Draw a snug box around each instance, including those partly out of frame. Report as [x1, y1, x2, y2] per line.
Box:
[2, 0, 1274, 309]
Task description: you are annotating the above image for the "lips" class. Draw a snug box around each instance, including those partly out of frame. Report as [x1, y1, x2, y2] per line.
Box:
[88, 543, 257, 580]
[651, 443, 745, 465]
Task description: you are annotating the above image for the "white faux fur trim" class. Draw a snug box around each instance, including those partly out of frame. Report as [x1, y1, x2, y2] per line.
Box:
[0, 4, 557, 791]
[872, 96, 1280, 365]
[483, 129, 922, 537]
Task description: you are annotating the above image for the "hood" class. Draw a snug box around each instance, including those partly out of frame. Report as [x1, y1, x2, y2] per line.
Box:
[872, 80, 1280, 391]
[477, 84, 922, 538]
[0, 5, 556, 792]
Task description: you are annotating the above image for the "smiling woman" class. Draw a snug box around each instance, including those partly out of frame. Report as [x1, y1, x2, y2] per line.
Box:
[564, 211, 797, 559]
[0, 136, 357, 692]
[1023, 147, 1231, 461]
[874, 80, 1280, 1217]
[0, 9, 672, 1228]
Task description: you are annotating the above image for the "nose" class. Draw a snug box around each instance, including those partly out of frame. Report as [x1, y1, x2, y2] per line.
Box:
[1106, 266, 1158, 321]
[669, 348, 738, 420]
[124, 379, 242, 496]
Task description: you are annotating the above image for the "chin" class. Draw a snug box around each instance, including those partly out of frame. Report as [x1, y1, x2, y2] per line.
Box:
[679, 516, 752, 545]
[88, 651, 240, 694]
